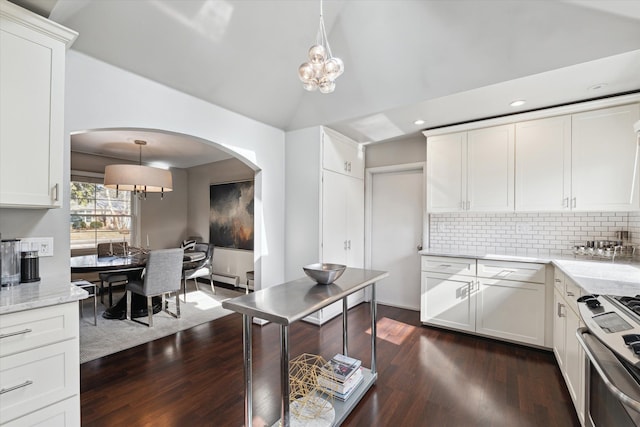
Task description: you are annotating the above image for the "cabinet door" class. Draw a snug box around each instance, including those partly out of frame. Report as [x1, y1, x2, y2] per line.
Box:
[572, 103, 640, 211]
[420, 272, 476, 333]
[321, 170, 348, 264]
[426, 132, 466, 212]
[515, 116, 571, 211]
[476, 278, 545, 346]
[467, 124, 515, 211]
[322, 128, 364, 179]
[553, 289, 566, 371]
[0, 15, 66, 208]
[565, 307, 585, 422]
[345, 175, 364, 268]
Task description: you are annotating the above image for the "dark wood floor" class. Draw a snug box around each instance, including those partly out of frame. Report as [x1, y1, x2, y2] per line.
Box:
[80, 303, 579, 427]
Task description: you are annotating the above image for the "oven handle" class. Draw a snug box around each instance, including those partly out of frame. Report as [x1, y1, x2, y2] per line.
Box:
[576, 327, 640, 413]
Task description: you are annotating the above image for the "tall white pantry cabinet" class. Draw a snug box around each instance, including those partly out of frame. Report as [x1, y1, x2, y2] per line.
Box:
[285, 126, 365, 325]
[0, 0, 77, 208]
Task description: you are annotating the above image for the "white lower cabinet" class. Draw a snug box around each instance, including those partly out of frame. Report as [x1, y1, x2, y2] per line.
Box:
[552, 270, 585, 425]
[420, 256, 547, 347]
[0, 302, 80, 426]
[421, 272, 477, 333]
[476, 278, 545, 346]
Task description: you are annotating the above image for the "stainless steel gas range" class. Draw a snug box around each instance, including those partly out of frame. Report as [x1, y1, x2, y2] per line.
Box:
[577, 294, 640, 427]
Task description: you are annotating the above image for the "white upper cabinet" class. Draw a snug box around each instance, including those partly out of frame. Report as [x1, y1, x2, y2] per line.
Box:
[571, 103, 640, 211]
[322, 128, 365, 179]
[467, 125, 515, 211]
[0, 1, 77, 208]
[515, 115, 572, 211]
[426, 125, 514, 212]
[426, 132, 466, 212]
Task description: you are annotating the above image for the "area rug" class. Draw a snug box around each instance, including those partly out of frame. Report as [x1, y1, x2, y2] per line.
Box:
[79, 285, 245, 363]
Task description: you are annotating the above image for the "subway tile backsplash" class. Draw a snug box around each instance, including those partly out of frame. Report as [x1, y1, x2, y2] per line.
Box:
[429, 211, 640, 256]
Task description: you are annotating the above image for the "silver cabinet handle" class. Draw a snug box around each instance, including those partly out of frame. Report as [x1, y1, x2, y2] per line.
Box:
[438, 264, 451, 268]
[0, 328, 32, 339]
[347, 162, 352, 172]
[347, 240, 351, 250]
[554, 278, 561, 283]
[343, 240, 348, 250]
[572, 197, 576, 208]
[0, 380, 33, 394]
[566, 291, 575, 297]
[53, 183, 59, 201]
[563, 197, 568, 208]
[557, 302, 565, 318]
[344, 161, 348, 172]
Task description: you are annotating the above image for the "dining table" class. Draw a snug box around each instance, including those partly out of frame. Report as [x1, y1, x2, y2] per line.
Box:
[71, 250, 206, 320]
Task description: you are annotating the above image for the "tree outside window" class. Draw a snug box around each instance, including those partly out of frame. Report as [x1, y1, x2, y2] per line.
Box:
[70, 181, 133, 250]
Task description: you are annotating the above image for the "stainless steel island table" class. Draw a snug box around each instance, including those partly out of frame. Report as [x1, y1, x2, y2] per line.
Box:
[222, 267, 389, 427]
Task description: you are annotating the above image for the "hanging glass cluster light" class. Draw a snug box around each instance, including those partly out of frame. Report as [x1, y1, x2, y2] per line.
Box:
[298, 0, 344, 94]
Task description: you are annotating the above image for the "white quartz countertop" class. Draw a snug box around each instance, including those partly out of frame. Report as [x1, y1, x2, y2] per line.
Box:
[0, 280, 88, 315]
[419, 249, 640, 297]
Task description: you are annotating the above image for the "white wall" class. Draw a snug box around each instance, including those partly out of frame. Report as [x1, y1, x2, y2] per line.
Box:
[284, 127, 322, 281]
[187, 158, 255, 285]
[65, 51, 285, 290]
[365, 134, 426, 169]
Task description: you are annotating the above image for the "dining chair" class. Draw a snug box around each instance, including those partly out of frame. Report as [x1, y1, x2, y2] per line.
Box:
[125, 248, 184, 327]
[182, 243, 215, 300]
[96, 242, 130, 306]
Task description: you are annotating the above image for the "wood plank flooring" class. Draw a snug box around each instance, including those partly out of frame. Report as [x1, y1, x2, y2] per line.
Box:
[80, 303, 579, 427]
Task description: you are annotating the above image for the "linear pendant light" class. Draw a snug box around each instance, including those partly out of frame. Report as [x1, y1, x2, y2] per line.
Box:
[104, 140, 172, 199]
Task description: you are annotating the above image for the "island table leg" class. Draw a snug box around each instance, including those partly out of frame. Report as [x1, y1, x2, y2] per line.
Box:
[243, 314, 253, 427]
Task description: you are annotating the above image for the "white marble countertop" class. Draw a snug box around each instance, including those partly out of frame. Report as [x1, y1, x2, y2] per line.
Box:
[0, 280, 88, 315]
[420, 249, 640, 297]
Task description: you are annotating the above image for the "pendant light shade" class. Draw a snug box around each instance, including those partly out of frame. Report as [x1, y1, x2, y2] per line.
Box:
[103, 140, 172, 198]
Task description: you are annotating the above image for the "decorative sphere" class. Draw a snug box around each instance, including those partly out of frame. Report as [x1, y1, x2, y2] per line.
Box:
[324, 57, 344, 80]
[298, 62, 315, 82]
[303, 79, 319, 92]
[308, 44, 326, 64]
[318, 77, 335, 94]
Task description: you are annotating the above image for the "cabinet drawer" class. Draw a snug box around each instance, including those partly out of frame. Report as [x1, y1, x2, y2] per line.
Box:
[553, 269, 565, 293]
[0, 339, 79, 424]
[477, 260, 546, 283]
[421, 256, 476, 276]
[0, 303, 78, 357]
[2, 395, 80, 427]
[564, 277, 582, 314]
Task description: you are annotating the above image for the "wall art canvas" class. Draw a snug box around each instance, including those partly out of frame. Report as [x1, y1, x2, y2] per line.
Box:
[209, 181, 254, 250]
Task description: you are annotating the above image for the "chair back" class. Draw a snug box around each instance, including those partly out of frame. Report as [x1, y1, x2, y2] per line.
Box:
[143, 248, 184, 295]
[193, 243, 214, 267]
[97, 242, 128, 257]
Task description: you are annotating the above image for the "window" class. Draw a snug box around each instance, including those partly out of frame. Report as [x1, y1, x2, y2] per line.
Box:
[70, 177, 135, 251]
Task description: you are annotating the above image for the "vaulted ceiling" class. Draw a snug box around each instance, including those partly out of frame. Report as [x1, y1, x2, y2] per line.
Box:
[10, 0, 640, 162]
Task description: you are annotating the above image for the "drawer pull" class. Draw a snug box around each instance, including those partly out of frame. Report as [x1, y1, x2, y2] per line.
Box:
[438, 264, 452, 268]
[554, 279, 561, 283]
[0, 328, 32, 339]
[0, 380, 33, 394]
[566, 291, 575, 297]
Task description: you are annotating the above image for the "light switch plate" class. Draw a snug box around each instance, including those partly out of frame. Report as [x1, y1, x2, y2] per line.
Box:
[19, 237, 54, 257]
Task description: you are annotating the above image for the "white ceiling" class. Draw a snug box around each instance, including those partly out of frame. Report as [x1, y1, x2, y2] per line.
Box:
[10, 0, 640, 166]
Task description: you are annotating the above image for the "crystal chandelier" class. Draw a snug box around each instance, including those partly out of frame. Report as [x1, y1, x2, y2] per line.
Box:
[298, 0, 344, 94]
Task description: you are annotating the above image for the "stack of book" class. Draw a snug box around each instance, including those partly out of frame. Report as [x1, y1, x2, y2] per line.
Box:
[318, 354, 364, 401]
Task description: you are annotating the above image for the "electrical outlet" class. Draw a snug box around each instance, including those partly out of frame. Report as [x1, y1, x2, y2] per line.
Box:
[20, 237, 54, 257]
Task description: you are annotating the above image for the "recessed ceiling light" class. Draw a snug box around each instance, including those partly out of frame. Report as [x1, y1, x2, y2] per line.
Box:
[510, 100, 526, 107]
[414, 119, 425, 125]
[589, 83, 607, 91]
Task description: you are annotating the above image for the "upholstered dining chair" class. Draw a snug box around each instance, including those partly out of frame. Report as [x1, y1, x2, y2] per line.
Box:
[125, 248, 184, 327]
[182, 243, 215, 300]
[96, 242, 131, 306]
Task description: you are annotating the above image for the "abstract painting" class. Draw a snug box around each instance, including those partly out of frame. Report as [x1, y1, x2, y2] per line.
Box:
[209, 181, 254, 250]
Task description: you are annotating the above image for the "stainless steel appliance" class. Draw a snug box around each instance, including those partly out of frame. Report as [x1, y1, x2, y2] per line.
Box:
[577, 294, 640, 427]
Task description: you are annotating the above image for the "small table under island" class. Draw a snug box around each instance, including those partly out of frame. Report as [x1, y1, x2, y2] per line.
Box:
[222, 267, 389, 427]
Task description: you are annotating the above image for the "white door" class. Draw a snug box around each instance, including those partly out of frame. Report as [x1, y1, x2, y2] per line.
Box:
[369, 167, 423, 310]
[322, 169, 348, 265]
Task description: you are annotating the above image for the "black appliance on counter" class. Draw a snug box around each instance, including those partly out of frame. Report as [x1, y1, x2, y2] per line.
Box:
[577, 294, 640, 427]
[20, 249, 40, 283]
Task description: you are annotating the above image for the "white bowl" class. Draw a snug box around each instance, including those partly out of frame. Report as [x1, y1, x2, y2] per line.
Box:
[303, 263, 346, 285]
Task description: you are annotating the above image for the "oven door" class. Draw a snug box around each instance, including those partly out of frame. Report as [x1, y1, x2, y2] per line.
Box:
[577, 328, 640, 427]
